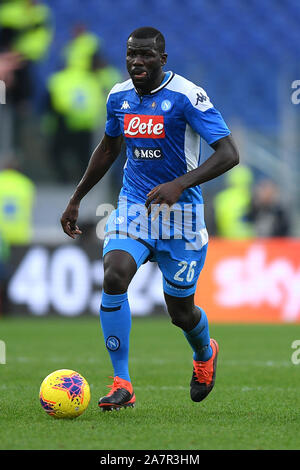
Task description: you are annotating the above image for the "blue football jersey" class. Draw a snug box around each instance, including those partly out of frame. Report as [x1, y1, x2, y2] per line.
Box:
[105, 71, 230, 205]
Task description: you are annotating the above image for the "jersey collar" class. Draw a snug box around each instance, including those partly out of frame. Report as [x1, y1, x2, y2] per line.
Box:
[133, 71, 174, 96]
[150, 71, 174, 94]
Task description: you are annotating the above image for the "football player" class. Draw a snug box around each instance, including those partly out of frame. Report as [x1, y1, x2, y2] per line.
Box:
[61, 27, 239, 411]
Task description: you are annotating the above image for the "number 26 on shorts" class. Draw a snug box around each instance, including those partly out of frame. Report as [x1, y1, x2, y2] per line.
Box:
[174, 261, 197, 283]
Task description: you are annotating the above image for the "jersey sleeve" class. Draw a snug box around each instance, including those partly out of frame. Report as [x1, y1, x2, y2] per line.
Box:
[105, 92, 122, 137]
[184, 86, 230, 145]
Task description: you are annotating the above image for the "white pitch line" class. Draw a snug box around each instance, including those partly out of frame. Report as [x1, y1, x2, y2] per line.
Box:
[221, 360, 292, 367]
[12, 357, 295, 368]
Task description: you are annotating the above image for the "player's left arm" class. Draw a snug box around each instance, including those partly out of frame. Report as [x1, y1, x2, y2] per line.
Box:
[145, 135, 238, 213]
[145, 85, 239, 213]
[176, 133, 239, 189]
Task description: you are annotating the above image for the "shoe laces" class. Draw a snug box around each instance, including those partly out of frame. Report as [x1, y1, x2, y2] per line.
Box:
[106, 376, 121, 394]
[106, 376, 131, 395]
[193, 360, 211, 384]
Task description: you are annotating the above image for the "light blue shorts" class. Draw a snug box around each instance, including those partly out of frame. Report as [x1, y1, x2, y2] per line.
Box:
[102, 197, 208, 298]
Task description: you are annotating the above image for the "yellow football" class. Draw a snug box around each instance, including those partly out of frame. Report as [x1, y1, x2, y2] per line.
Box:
[39, 369, 90, 418]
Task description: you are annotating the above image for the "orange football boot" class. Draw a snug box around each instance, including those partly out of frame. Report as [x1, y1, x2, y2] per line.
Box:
[98, 376, 136, 411]
[190, 338, 219, 402]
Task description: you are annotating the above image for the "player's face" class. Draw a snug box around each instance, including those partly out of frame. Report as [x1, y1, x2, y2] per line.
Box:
[126, 37, 167, 92]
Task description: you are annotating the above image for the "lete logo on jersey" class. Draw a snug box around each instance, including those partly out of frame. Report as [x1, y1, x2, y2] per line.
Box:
[124, 114, 165, 138]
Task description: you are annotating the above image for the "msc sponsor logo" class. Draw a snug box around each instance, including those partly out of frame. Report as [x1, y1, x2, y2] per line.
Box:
[133, 147, 163, 160]
[124, 114, 165, 138]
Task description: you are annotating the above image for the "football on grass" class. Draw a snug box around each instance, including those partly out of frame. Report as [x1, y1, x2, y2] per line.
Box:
[39, 369, 90, 418]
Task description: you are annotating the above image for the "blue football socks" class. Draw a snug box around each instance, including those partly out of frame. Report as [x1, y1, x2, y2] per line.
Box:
[183, 307, 213, 362]
[100, 291, 131, 382]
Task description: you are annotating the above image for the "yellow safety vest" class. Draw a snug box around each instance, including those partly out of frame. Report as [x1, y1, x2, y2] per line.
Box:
[14, 26, 52, 61]
[0, 1, 32, 29]
[0, 1, 52, 61]
[213, 166, 254, 239]
[64, 33, 100, 70]
[214, 187, 254, 239]
[0, 169, 35, 245]
[97, 66, 122, 95]
[48, 67, 107, 130]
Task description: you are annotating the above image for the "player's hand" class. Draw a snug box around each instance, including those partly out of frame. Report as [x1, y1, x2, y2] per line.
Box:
[60, 202, 82, 239]
[145, 180, 184, 221]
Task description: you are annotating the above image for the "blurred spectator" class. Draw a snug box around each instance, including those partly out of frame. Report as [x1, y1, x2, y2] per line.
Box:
[0, 48, 31, 106]
[0, 159, 36, 245]
[63, 23, 101, 72]
[0, 0, 52, 63]
[44, 27, 122, 182]
[0, 0, 52, 105]
[45, 62, 107, 182]
[0, 51, 23, 88]
[213, 165, 255, 239]
[0, 48, 32, 155]
[0, 1, 53, 165]
[248, 180, 290, 237]
[93, 54, 123, 97]
[63, 23, 122, 90]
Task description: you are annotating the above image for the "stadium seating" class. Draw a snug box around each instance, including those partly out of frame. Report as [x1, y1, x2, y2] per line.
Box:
[39, 0, 300, 135]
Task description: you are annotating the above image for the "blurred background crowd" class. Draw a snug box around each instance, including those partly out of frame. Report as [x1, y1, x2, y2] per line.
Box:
[0, 0, 299, 316]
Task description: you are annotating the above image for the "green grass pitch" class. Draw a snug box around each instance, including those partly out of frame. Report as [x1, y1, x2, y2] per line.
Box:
[0, 315, 299, 450]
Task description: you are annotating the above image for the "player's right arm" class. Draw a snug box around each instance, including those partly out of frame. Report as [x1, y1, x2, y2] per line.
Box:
[60, 133, 123, 239]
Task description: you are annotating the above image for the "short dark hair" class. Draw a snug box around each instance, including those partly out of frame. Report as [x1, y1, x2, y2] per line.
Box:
[128, 27, 165, 53]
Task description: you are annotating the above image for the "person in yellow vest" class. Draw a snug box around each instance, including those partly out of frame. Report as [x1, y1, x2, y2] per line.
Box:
[46, 63, 107, 182]
[0, 0, 53, 63]
[63, 24, 101, 72]
[63, 24, 122, 91]
[0, 1, 52, 161]
[0, 162, 35, 245]
[93, 54, 123, 97]
[45, 43, 122, 182]
[213, 165, 255, 239]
